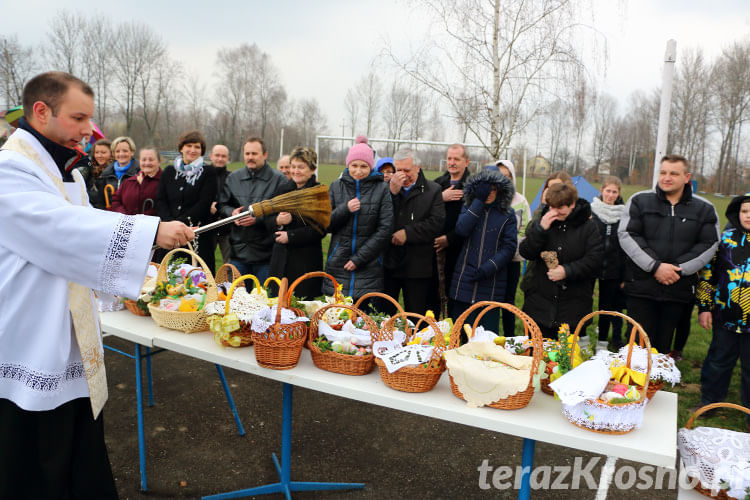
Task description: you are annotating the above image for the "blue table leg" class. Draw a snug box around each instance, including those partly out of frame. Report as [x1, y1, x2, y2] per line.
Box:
[134, 344, 148, 491]
[518, 438, 535, 500]
[146, 346, 154, 407]
[215, 364, 246, 436]
[202, 382, 365, 500]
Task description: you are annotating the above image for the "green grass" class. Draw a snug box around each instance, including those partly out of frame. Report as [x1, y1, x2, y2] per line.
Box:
[219, 162, 742, 430]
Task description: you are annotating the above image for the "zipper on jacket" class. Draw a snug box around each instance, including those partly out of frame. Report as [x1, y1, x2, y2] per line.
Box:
[349, 180, 360, 297]
[471, 208, 491, 303]
[326, 242, 340, 266]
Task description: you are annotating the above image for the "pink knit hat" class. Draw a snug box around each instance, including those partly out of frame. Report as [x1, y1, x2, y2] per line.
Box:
[345, 135, 374, 168]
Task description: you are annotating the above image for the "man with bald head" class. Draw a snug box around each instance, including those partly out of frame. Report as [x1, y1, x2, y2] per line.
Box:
[210, 144, 232, 264]
[277, 154, 292, 180]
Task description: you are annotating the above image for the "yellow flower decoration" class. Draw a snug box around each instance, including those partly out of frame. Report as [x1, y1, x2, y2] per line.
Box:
[610, 365, 647, 387]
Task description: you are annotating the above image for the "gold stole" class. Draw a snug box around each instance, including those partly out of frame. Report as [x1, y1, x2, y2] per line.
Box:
[2, 135, 108, 418]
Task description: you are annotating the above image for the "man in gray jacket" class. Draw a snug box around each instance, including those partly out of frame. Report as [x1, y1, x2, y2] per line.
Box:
[216, 137, 285, 282]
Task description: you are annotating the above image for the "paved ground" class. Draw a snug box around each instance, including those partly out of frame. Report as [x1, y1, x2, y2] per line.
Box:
[103, 337, 687, 500]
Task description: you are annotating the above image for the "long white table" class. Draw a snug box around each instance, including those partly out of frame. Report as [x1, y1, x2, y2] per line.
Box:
[101, 310, 679, 498]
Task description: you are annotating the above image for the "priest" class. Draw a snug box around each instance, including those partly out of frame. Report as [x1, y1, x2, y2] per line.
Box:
[0, 72, 194, 499]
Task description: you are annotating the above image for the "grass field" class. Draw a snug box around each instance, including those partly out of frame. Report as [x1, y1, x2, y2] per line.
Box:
[220, 161, 745, 431]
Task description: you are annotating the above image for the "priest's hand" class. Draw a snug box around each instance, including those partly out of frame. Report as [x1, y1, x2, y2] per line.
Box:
[155, 221, 195, 249]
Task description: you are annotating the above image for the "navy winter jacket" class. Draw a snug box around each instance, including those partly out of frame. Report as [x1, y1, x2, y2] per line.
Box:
[450, 170, 518, 304]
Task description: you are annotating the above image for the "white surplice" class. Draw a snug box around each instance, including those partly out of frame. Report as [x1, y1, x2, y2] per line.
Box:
[0, 128, 159, 412]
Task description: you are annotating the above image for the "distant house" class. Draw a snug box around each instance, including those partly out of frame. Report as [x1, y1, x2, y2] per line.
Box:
[530, 154, 551, 177]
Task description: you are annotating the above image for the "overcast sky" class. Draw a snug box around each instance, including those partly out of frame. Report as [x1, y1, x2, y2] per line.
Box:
[5, 0, 750, 140]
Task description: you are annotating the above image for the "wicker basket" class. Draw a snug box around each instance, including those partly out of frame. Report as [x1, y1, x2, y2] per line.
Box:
[251, 278, 308, 370]
[681, 402, 750, 500]
[124, 299, 149, 316]
[287, 272, 342, 347]
[561, 311, 652, 434]
[308, 303, 378, 375]
[374, 312, 447, 393]
[212, 273, 262, 347]
[353, 292, 405, 324]
[448, 301, 543, 409]
[215, 262, 241, 284]
[147, 249, 218, 333]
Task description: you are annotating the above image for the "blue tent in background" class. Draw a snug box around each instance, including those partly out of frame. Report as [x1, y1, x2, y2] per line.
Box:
[529, 176, 600, 212]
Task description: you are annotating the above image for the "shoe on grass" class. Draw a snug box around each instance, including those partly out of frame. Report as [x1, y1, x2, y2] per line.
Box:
[668, 350, 683, 361]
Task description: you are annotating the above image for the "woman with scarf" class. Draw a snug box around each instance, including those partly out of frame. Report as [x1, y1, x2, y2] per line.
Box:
[156, 130, 217, 273]
[591, 176, 626, 351]
[268, 147, 325, 299]
[110, 146, 162, 216]
[100, 136, 139, 209]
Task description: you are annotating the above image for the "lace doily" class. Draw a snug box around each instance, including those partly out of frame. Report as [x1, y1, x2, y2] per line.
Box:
[549, 359, 611, 406]
[444, 341, 544, 408]
[563, 398, 647, 432]
[373, 343, 434, 373]
[96, 292, 124, 312]
[592, 345, 681, 385]
[679, 426, 750, 499]
[251, 306, 308, 332]
[203, 287, 269, 322]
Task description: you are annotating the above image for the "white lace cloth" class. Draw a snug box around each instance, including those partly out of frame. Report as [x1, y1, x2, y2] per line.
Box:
[250, 306, 308, 332]
[679, 426, 750, 498]
[549, 359, 611, 406]
[96, 292, 124, 312]
[467, 326, 498, 342]
[562, 399, 647, 433]
[373, 331, 432, 373]
[203, 287, 268, 322]
[592, 345, 681, 385]
[319, 320, 372, 346]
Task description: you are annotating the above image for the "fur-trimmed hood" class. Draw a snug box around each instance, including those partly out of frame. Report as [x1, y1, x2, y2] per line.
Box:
[726, 192, 750, 231]
[463, 169, 515, 213]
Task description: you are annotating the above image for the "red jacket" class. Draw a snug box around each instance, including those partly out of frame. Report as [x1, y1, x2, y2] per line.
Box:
[110, 169, 161, 215]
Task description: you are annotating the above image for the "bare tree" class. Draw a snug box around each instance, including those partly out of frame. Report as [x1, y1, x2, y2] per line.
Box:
[0, 35, 36, 109]
[711, 41, 750, 194]
[389, 0, 585, 158]
[111, 22, 167, 135]
[355, 71, 382, 137]
[591, 93, 617, 169]
[138, 55, 180, 143]
[343, 88, 360, 136]
[45, 10, 86, 75]
[295, 98, 327, 146]
[251, 52, 286, 139]
[382, 80, 412, 148]
[183, 71, 209, 131]
[80, 15, 115, 128]
[544, 98, 568, 169]
[570, 71, 592, 174]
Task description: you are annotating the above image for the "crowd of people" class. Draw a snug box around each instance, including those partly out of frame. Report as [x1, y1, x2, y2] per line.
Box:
[2, 71, 749, 498]
[86, 131, 750, 426]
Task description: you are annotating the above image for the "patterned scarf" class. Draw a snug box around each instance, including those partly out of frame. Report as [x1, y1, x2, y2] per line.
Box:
[174, 155, 204, 186]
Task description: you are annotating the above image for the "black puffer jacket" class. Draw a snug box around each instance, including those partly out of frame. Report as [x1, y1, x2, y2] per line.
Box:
[323, 170, 393, 299]
[520, 198, 604, 329]
[450, 170, 518, 304]
[384, 170, 445, 279]
[590, 197, 626, 281]
[618, 185, 720, 303]
[99, 160, 140, 208]
[269, 177, 325, 300]
[216, 162, 287, 264]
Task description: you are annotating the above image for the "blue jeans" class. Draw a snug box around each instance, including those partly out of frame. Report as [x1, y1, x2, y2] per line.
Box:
[700, 324, 750, 422]
[229, 259, 270, 285]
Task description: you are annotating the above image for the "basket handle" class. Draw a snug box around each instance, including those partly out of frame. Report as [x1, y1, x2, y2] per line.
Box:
[309, 304, 377, 342]
[215, 262, 241, 284]
[572, 310, 652, 403]
[156, 247, 218, 303]
[264, 276, 282, 295]
[275, 278, 289, 323]
[685, 402, 750, 429]
[353, 292, 404, 316]
[286, 271, 340, 304]
[224, 274, 262, 315]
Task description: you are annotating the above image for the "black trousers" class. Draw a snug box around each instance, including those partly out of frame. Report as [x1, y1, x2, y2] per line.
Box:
[598, 279, 625, 347]
[501, 261, 522, 337]
[0, 397, 118, 500]
[672, 303, 695, 352]
[383, 275, 434, 316]
[626, 296, 692, 354]
[700, 324, 750, 423]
